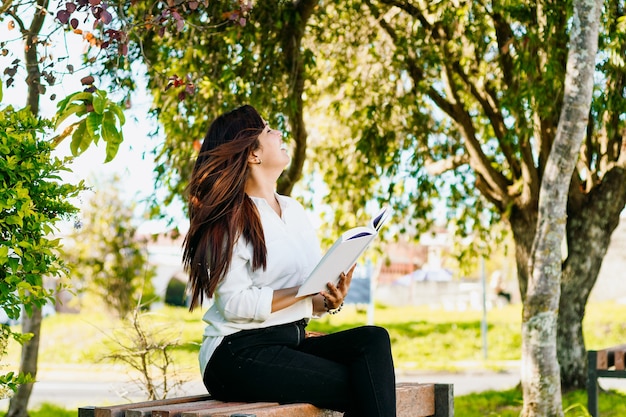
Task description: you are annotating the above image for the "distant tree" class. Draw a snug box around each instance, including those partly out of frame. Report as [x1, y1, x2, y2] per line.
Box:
[67, 176, 157, 318]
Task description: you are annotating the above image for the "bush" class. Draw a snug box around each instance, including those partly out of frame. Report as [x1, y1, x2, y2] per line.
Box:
[165, 278, 188, 307]
[0, 97, 84, 398]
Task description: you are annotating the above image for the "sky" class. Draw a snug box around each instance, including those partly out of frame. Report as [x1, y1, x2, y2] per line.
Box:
[1, 14, 187, 235]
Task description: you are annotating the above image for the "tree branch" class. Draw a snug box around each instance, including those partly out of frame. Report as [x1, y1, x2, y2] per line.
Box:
[369, 0, 511, 205]
[7, 8, 27, 33]
[490, 11, 515, 90]
[450, 61, 520, 178]
[364, 0, 456, 117]
[276, 0, 319, 195]
[0, 0, 13, 15]
[424, 153, 469, 176]
[294, 0, 318, 21]
[378, 0, 432, 31]
[24, 0, 49, 115]
[488, 8, 540, 197]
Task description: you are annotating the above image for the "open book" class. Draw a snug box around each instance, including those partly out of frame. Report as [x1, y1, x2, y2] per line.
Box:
[297, 205, 391, 297]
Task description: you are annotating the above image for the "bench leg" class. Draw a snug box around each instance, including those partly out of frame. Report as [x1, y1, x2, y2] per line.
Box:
[587, 351, 599, 417]
[434, 383, 454, 417]
[78, 406, 95, 417]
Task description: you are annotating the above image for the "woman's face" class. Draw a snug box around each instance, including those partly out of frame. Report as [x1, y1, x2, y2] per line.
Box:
[254, 121, 290, 168]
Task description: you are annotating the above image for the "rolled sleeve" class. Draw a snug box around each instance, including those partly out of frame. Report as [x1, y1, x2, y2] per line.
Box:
[214, 242, 274, 323]
[222, 286, 273, 323]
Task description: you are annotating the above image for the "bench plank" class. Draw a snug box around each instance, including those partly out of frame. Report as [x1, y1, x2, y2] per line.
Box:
[87, 395, 212, 417]
[151, 400, 261, 417]
[180, 402, 279, 417]
[614, 347, 626, 371]
[211, 403, 341, 417]
[396, 382, 435, 416]
[151, 400, 226, 417]
[126, 400, 242, 417]
[189, 383, 440, 417]
[80, 382, 454, 417]
[434, 383, 454, 417]
[596, 344, 626, 370]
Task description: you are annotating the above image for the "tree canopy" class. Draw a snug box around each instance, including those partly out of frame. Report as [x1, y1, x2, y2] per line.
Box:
[309, 0, 625, 389]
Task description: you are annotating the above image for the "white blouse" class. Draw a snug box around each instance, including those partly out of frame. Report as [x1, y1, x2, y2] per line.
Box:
[198, 193, 322, 376]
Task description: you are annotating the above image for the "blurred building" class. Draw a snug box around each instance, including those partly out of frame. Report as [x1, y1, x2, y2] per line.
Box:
[142, 215, 626, 310]
[591, 215, 626, 303]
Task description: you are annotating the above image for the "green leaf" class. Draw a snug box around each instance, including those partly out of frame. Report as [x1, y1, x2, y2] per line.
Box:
[86, 112, 103, 143]
[102, 111, 124, 163]
[0, 245, 8, 263]
[5, 215, 23, 226]
[55, 103, 87, 129]
[104, 141, 121, 163]
[8, 257, 19, 272]
[64, 91, 95, 104]
[108, 103, 126, 126]
[70, 122, 88, 155]
[56, 91, 92, 114]
[92, 93, 106, 115]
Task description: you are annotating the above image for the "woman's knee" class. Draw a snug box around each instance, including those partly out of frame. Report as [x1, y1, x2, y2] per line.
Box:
[352, 325, 392, 350]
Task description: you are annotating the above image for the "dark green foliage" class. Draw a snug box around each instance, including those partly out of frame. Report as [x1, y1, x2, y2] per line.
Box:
[165, 278, 187, 307]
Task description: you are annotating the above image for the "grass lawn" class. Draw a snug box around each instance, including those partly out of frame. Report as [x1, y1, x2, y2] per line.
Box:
[2, 301, 626, 415]
[457, 388, 626, 417]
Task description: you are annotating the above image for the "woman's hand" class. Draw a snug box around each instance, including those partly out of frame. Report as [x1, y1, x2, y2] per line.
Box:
[305, 330, 326, 338]
[320, 263, 356, 310]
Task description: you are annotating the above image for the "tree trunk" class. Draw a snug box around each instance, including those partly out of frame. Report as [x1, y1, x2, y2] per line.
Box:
[24, 0, 48, 115]
[520, 0, 600, 415]
[7, 2, 48, 415]
[558, 168, 626, 389]
[509, 206, 537, 301]
[276, 0, 319, 196]
[512, 165, 626, 394]
[6, 307, 42, 417]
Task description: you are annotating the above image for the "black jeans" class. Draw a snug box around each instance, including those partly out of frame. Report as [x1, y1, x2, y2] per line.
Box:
[203, 320, 396, 417]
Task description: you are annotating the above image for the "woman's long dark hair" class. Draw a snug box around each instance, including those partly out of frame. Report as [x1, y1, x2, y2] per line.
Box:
[183, 105, 268, 311]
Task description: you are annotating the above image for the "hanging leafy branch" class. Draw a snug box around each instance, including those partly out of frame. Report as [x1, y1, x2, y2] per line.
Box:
[1, 0, 252, 106]
[53, 84, 126, 162]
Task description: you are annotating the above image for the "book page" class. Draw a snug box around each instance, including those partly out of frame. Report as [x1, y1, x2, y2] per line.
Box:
[296, 231, 376, 297]
[297, 205, 391, 298]
[371, 205, 391, 231]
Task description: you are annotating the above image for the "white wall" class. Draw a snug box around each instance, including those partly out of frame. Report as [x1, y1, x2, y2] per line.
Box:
[590, 216, 626, 303]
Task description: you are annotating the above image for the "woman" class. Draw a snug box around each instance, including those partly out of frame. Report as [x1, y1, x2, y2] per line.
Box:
[182, 105, 396, 416]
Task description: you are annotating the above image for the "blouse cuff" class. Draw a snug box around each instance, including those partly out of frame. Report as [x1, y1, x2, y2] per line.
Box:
[255, 286, 274, 321]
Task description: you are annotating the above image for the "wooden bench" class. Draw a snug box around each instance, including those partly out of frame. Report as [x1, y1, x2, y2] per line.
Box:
[587, 344, 626, 417]
[78, 382, 454, 417]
